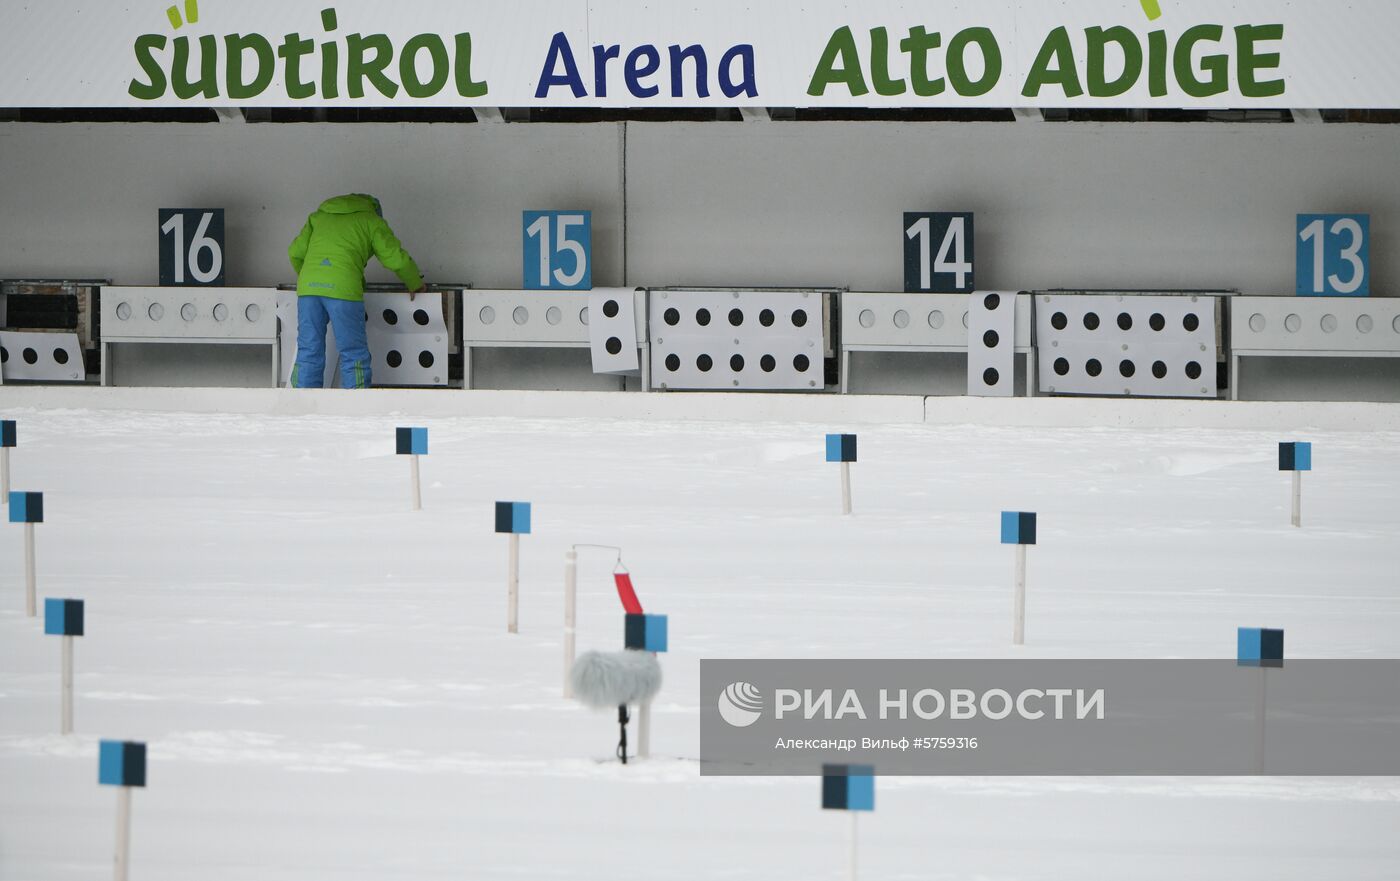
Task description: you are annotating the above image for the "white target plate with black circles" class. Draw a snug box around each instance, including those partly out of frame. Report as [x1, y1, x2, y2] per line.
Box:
[648, 289, 825, 391]
[1037, 295, 1217, 398]
[0, 331, 84, 382]
[366, 292, 449, 387]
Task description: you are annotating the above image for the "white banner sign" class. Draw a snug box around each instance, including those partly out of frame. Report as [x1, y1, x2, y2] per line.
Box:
[1, 1, 1397, 109]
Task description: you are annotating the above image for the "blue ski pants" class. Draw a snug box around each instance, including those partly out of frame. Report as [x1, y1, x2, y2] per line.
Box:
[293, 295, 372, 389]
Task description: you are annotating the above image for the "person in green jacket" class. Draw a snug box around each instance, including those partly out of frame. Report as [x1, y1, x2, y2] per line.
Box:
[288, 194, 426, 389]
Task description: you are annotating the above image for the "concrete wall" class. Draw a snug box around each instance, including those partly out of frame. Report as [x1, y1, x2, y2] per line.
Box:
[2, 120, 1397, 400]
[627, 122, 1398, 295]
[0, 123, 626, 289]
[1, 120, 1395, 295]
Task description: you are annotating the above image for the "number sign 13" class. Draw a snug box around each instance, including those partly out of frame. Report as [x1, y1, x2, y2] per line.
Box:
[904, 212, 974, 293]
[159, 208, 225, 287]
[1297, 213, 1369, 297]
[523, 210, 591, 290]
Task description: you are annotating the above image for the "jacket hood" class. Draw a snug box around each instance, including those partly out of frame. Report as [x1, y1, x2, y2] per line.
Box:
[318, 194, 382, 216]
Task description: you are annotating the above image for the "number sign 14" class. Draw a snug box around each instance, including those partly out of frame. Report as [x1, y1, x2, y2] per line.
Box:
[159, 208, 225, 287]
[904, 212, 974, 293]
[523, 210, 592, 290]
[1297, 213, 1369, 297]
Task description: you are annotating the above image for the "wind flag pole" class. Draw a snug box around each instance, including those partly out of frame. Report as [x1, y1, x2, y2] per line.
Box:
[1278, 442, 1311, 528]
[1000, 511, 1037, 645]
[99, 740, 147, 881]
[395, 427, 428, 510]
[1238, 627, 1284, 774]
[10, 491, 43, 617]
[822, 764, 874, 881]
[45, 598, 84, 734]
[495, 502, 531, 633]
[1, 420, 16, 502]
[826, 434, 857, 515]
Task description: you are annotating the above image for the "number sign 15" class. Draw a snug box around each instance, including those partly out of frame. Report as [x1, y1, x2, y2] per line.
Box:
[523, 210, 592, 290]
[904, 212, 974, 293]
[1297, 213, 1369, 297]
[159, 208, 225, 287]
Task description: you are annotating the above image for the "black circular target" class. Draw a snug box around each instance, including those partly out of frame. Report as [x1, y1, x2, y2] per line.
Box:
[1117, 312, 1133, 331]
[1051, 312, 1068, 330]
[793, 354, 811, 372]
[1083, 312, 1101, 331]
[0, 348, 7, 363]
[728, 308, 744, 327]
[983, 293, 1001, 310]
[983, 367, 1000, 386]
[605, 337, 622, 355]
[664, 354, 680, 371]
[664, 308, 680, 326]
[386, 350, 403, 368]
[791, 310, 808, 328]
[603, 299, 620, 318]
[983, 330, 1000, 348]
[1149, 313, 1166, 331]
[1152, 361, 1168, 379]
[759, 309, 775, 327]
[53, 349, 69, 365]
[696, 309, 711, 327]
[382, 309, 398, 326]
[413, 309, 430, 326]
[1185, 361, 1203, 380]
[730, 354, 745, 371]
[697, 354, 713, 372]
[760, 354, 776, 372]
[1183, 313, 1200, 332]
[1053, 357, 1070, 376]
[1119, 359, 1136, 378]
[418, 351, 434, 368]
[1086, 358, 1103, 377]
[22, 348, 38, 365]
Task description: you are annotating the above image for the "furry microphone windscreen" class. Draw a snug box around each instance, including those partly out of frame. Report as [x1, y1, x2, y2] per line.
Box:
[570, 650, 663, 709]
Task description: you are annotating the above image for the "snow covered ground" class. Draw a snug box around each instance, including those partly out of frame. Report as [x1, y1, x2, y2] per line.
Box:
[2, 404, 1399, 880]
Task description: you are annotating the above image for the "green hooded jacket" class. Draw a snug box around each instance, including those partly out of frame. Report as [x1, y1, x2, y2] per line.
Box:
[288, 194, 423, 301]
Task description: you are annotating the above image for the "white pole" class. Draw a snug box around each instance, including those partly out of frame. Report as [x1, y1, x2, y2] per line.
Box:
[114, 786, 132, 881]
[507, 533, 520, 634]
[61, 635, 74, 735]
[1, 447, 9, 501]
[564, 548, 577, 697]
[1291, 471, 1301, 528]
[410, 454, 422, 511]
[1255, 667, 1268, 774]
[24, 522, 36, 618]
[840, 461, 852, 516]
[850, 810, 858, 881]
[638, 700, 652, 759]
[1013, 544, 1027, 646]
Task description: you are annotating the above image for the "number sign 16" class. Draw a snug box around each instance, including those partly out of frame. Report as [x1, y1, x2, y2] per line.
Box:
[159, 208, 225, 287]
[523, 210, 592, 290]
[904, 212, 974, 293]
[1296, 213, 1369, 297]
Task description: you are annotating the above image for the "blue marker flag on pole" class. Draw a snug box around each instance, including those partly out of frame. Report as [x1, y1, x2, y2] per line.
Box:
[1278, 442, 1311, 472]
[822, 764, 874, 811]
[1000, 511, 1036, 545]
[99, 740, 147, 787]
[396, 427, 428, 456]
[825, 434, 857, 463]
[44, 598, 84, 636]
[1238, 627, 1284, 668]
[495, 501, 531, 534]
